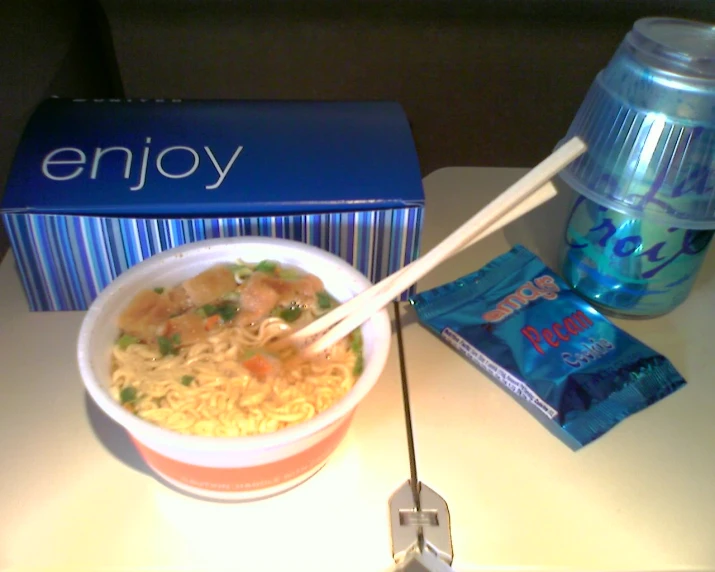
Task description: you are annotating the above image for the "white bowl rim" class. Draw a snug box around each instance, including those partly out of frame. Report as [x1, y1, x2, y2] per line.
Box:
[77, 236, 392, 454]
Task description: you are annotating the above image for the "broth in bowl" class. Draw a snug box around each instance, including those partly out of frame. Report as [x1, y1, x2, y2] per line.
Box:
[77, 237, 391, 500]
[111, 260, 363, 438]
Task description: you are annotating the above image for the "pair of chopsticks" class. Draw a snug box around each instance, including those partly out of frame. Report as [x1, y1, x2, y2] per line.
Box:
[282, 137, 587, 358]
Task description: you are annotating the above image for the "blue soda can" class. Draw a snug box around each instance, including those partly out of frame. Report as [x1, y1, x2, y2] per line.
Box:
[556, 17, 715, 318]
[560, 193, 714, 318]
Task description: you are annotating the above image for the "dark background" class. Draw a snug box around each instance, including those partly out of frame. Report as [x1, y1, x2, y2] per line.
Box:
[1, 0, 712, 257]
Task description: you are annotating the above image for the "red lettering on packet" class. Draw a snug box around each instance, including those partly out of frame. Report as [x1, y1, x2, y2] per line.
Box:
[543, 326, 558, 348]
[520, 310, 595, 354]
[554, 323, 569, 341]
[521, 326, 545, 354]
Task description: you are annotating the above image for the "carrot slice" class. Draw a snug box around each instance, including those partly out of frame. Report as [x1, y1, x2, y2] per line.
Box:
[204, 314, 221, 330]
[241, 352, 279, 377]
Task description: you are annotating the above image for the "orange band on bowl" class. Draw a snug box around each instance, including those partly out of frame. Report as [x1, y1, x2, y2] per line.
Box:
[130, 415, 353, 492]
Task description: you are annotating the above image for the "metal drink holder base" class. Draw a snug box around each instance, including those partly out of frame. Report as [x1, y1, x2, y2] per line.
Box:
[384, 303, 455, 572]
[388, 480, 453, 570]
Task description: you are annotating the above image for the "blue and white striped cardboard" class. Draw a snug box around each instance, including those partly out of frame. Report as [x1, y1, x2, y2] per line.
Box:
[1, 98, 424, 311]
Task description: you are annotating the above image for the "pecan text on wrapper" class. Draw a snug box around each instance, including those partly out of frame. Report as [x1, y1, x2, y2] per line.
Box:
[482, 274, 615, 369]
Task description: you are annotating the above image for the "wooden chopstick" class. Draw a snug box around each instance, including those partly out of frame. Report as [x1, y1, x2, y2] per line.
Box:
[294, 137, 586, 357]
[285, 181, 558, 350]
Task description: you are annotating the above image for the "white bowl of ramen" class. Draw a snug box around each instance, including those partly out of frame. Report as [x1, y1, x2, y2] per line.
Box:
[77, 236, 391, 501]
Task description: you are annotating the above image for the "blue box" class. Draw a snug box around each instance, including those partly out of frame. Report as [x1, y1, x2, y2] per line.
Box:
[1, 98, 424, 311]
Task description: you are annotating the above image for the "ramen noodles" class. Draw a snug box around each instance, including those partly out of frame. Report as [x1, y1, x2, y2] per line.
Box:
[110, 260, 364, 437]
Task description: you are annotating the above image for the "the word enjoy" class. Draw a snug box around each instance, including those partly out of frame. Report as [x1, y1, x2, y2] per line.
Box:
[40, 137, 244, 191]
[481, 275, 560, 323]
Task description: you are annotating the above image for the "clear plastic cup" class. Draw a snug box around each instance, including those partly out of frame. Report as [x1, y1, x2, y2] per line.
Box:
[556, 17, 715, 318]
[556, 17, 715, 229]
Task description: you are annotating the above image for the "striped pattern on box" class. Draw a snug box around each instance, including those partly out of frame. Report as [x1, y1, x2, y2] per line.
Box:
[3, 207, 423, 311]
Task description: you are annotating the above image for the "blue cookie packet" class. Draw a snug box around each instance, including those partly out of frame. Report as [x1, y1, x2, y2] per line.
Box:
[409, 245, 686, 447]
